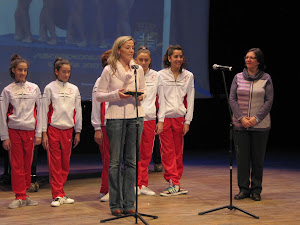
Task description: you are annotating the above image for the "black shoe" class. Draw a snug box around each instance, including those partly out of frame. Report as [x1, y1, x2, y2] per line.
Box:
[234, 192, 250, 200]
[251, 193, 261, 201]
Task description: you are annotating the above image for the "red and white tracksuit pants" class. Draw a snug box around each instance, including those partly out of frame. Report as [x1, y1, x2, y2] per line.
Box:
[8, 128, 35, 200]
[159, 117, 185, 186]
[47, 125, 73, 199]
[138, 120, 156, 188]
[99, 126, 110, 194]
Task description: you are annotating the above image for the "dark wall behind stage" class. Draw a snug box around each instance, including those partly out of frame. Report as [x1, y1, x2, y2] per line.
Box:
[79, 1, 298, 154]
[203, 1, 297, 151]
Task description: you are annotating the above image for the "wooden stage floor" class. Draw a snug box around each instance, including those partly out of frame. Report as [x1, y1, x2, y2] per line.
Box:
[0, 149, 299, 225]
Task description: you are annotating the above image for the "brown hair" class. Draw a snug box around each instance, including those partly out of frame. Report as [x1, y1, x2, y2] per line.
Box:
[136, 46, 152, 68]
[100, 49, 112, 68]
[162, 45, 187, 73]
[246, 48, 265, 71]
[9, 54, 29, 79]
[53, 57, 71, 78]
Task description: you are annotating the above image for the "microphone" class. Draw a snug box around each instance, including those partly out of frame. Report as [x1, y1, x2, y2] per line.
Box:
[212, 64, 232, 71]
[131, 65, 139, 70]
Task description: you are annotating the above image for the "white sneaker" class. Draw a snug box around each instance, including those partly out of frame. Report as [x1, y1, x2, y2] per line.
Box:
[140, 185, 155, 196]
[99, 193, 105, 199]
[25, 197, 38, 206]
[134, 186, 141, 195]
[51, 197, 64, 207]
[8, 199, 25, 209]
[63, 196, 74, 204]
[100, 193, 109, 202]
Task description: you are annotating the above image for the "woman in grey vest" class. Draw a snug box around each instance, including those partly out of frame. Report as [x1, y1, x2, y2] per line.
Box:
[229, 48, 274, 201]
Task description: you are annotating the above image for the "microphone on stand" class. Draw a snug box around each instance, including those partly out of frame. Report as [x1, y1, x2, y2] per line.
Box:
[212, 64, 233, 71]
[131, 65, 139, 70]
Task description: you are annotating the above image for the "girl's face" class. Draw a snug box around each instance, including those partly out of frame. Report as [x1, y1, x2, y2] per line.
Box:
[136, 52, 151, 72]
[55, 64, 71, 82]
[245, 51, 259, 71]
[118, 40, 134, 64]
[12, 62, 28, 83]
[168, 50, 184, 71]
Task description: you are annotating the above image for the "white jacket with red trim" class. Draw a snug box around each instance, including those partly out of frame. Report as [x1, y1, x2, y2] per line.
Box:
[0, 81, 42, 140]
[42, 80, 82, 133]
[141, 69, 165, 122]
[158, 68, 195, 124]
[91, 77, 108, 130]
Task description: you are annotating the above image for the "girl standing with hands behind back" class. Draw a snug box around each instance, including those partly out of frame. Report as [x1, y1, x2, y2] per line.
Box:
[0, 54, 41, 209]
[42, 58, 82, 207]
[135, 46, 165, 196]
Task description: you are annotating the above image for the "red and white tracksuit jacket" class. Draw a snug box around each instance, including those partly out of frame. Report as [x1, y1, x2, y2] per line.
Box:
[0, 81, 42, 200]
[91, 76, 110, 194]
[138, 69, 165, 188]
[42, 79, 82, 199]
[158, 68, 195, 186]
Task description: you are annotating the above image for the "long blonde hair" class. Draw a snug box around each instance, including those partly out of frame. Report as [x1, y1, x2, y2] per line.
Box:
[107, 36, 134, 74]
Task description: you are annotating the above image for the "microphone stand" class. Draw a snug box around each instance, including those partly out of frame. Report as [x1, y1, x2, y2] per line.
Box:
[198, 70, 259, 219]
[100, 67, 158, 224]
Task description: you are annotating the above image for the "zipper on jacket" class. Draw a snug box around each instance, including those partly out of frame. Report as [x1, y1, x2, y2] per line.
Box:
[247, 81, 254, 130]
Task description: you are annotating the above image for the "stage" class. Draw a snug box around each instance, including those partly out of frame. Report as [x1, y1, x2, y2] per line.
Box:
[0, 148, 299, 225]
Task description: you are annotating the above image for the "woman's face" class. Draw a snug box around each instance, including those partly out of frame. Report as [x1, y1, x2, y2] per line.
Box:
[55, 64, 71, 82]
[245, 51, 259, 71]
[118, 40, 134, 64]
[136, 52, 151, 72]
[12, 62, 28, 83]
[168, 50, 183, 71]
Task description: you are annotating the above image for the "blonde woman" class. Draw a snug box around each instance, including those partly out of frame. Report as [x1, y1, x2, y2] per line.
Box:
[96, 36, 145, 216]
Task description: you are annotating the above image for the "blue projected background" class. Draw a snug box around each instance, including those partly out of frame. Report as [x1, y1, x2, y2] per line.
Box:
[0, 0, 210, 100]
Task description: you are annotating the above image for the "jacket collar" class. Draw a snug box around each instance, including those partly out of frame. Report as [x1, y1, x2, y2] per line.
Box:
[115, 59, 137, 84]
[55, 79, 68, 87]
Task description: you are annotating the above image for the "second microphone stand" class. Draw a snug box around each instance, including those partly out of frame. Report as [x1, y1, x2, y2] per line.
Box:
[198, 70, 259, 219]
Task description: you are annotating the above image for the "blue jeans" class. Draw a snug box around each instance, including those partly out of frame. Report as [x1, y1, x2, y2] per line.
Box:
[106, 118, 144, 212]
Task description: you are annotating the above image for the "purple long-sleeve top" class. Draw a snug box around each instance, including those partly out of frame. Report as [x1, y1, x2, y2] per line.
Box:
[229, 69, 274, 131]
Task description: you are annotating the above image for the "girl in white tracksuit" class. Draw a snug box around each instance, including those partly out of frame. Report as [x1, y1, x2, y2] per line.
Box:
[0, 54, 41, 209]
[91, 50, 111, 202]
[42, 58, 82, 207]
[135, 46, 165, 196]
[158, 45, 195, 196]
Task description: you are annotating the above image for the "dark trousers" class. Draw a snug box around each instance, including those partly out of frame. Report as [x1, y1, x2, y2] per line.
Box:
[234, 130, 269, 194]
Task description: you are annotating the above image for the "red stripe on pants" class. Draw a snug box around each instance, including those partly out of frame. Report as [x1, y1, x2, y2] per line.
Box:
[99, 126, 110, 194]
[47, 126, 73, 199]
[8, 129, 35, 200]
[138, 120, 156, 188]
[159, 117, 185, 186]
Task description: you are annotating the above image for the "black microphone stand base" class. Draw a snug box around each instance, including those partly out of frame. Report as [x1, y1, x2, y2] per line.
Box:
[100, 212, 158, 224]
[198, 204, 259, 219]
